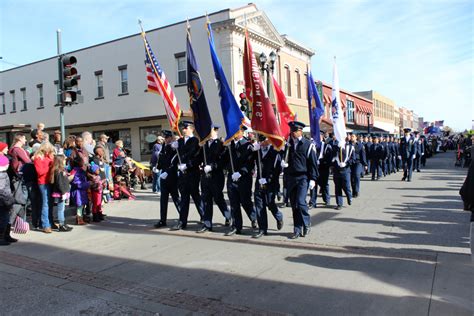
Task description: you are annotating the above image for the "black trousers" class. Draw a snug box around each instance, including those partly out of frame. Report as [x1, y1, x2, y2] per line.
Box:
[201, 172, 230, 228]
[178, 171, 203, 226]
[159, 177, 180, 222]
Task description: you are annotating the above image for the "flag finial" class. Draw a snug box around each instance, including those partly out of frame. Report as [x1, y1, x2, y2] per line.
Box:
[138, 19, 144, 34]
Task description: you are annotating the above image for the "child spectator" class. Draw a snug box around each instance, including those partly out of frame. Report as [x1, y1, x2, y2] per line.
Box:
[70, 157, 90, 225]
[52, 155, 73, 232]
[89, 163, 106, 222]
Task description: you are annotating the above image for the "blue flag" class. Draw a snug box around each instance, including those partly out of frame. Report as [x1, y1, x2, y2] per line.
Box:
[307, 70, 325, 148]
[187, 26, 213, 145]
[207, 20, 245, 144]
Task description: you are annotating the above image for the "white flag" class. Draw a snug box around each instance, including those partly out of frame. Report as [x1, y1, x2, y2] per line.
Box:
[331, 59, 347, 145]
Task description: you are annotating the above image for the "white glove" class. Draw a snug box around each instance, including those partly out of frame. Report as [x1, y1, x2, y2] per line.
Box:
[204, 165, 212, 174]
[152, 167, 158, 173]
[281, 161, 289, 168]
[231, 172, 241, 181]
[412, 154, 416, 159]
[398, 155, 402, 160]
[178, 164, 187, 172]
[252, 143, 261, 151]
[421, 153, 424, 156]
[160, 172, 168, 180]
[309, 180, 316, 190]
[171, 141, 179, 149]
[258, 178, 267, 185]
[339, 162, 346, 168]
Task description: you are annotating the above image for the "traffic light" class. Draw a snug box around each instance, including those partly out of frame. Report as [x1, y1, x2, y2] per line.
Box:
[239, 92, 248, 112]
[61, 55, 79, 104]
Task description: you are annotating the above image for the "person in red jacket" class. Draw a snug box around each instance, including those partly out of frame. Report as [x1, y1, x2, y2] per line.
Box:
[33, 143, 55, 233]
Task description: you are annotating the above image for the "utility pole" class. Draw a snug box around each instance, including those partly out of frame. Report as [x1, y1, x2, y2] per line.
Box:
[57, 29, 65, 143]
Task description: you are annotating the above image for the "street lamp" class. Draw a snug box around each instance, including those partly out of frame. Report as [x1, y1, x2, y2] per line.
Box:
[367, 112, 371, 134]
[258, 51, 278, 119]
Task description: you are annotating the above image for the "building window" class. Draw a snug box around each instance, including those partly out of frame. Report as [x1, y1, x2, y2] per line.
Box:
[303, 73, 308, 99]
[140, 126, 162, 156]
[284, 65, 291, 96]
[175, 52, 186, 85]
[295, 69, 301, 99]
[0, 93, 5, 114]
[37, 84, 44, 108]
[347, 100, 354, 123]
[20, 88, 27, 111]
[95, 70, 104, 98]
[10, 90, 16, 112]
[118, 65, 128, 94]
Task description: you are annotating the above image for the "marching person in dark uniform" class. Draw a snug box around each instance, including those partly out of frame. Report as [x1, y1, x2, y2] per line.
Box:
[153, 130, 180, 228]
[380, 136, 389, 176]
[420, 136, 427, 167]
[309, 130, 332, 208]
[413, 131, 424, 172]
[400, 127, 416, 182]
[350, 133, 367, 198]
[388, 136, 398, 174]
[369, 135, 384, 180]
[332, 136, 355, 210]
[197, 125, 231, 233]
[171, 121, 204, 230]
[364, 135, 372, 175]
[224, 126, 257, 236]
[394, 138, 401, 171]
[281, 121, 318, 239]
[251, 135, 283, 239]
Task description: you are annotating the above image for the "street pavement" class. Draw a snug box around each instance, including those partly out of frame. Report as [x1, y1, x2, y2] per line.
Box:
[0, 151, 472, 315]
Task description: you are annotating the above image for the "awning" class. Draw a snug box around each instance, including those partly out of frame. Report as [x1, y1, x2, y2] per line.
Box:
[355, 102, 372, 114]
[323, 94, 331, 104]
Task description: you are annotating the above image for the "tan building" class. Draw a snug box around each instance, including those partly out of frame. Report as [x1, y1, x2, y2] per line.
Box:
[393, 105, 401, 136]
[354, 90, 396, 135]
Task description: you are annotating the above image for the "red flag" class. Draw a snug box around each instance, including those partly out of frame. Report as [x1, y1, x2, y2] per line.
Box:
[271, 75, 295, 139]
[243, 31, 284, 150]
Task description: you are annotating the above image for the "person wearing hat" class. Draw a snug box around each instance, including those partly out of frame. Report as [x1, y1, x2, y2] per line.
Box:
[387, 136, 397, 174]
[364, 135, 372, 175]
[332, 134, 355, 210]
[413, 131, 424, 172]
[420, 136, 427, 167]
[153, 130, 180, 228]
[197, 125, 231, 233]
[379, 135, 388, 177]
[309, 130, 332, 208]
[281, 121, 318, 239]
[97, 134, 111, 164]
[171, 121, 204, 230]
[349, 133, 367, 198]
[150, 135, 164, 194]
[251, 135, 284, 239]
[223, 125, 257, 236]
[400, 127, 416, 181]
[368, 135, 384, 180]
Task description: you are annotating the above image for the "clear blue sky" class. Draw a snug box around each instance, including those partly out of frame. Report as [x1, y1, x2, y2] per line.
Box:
[1, 0, 472, 130]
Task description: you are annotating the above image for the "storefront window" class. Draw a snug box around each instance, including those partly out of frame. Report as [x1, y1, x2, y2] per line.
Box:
[140, 126, 162, 156]
[93, 128, 131, 155]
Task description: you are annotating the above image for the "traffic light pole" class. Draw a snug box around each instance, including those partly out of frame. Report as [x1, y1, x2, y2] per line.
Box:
[57, 29, 65, 143]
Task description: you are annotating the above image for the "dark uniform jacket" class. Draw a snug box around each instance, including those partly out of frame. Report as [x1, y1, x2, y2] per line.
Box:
[285, 137, 318, 181]
[353, 142, 367, 166]
[200, 138, 226, 175]
[400, 136, 416, 160]
[157, 143, 178, 179]
[332, 142, 356, 174]
[254, 146, 281, 190]
[223, 138, 255, 177]
[176, 136, 201, 173]
[317, 142, 333, 167]
[369, 143, 385, 161]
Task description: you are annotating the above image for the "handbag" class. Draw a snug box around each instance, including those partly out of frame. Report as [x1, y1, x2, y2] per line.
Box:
[13, 216, 30, 234]
[12, 178, 27, 205]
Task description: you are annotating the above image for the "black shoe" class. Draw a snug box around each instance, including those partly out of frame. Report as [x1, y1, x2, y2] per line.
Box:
[308, 203, 314, 209]
[5, 225, 18, 243]
[371, 178, 375, 181]
[197, 225, 211, 233]
[407, 179, 411, 182]
[348, 199, 352, 205]
[401, 177, 406, 181]
[277, 192, 282, 202]
[153, 220, 167, 228]
[277, 220, 284, 231]
[98, 213, 106, 220]
[251, 220, 258, 229]
[58, 225, 73, 232]
[225, 227, 238, 236]
[334, 205, 342, 210]
[417, 169, 420, 172]
[141, 183, 147, 190]
[171, 222, 185, 231]
[289, 233, 300, 240]
[285, 202, 290, 207]
[199, 217, 204, 225]
[92, 214, 102, 222]
[224, 219, 231, 227]
[353, 192, 358, 198]
[252, 230, 267, 239]
[303, 226, 311, 236]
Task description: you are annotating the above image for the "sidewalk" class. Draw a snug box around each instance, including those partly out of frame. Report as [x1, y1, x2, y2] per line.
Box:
[0, 151, 472, 315]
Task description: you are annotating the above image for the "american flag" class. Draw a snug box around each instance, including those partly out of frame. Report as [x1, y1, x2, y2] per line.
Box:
[141, 32, 181, 134]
